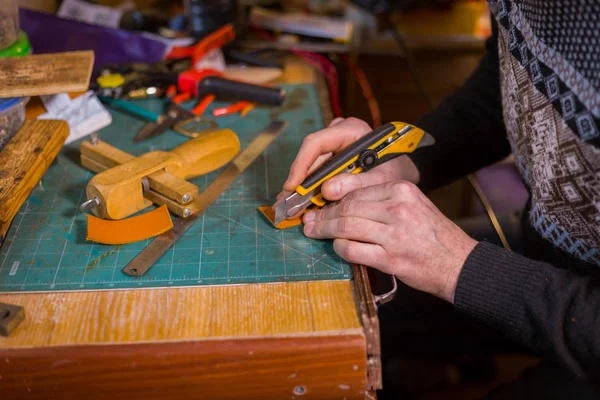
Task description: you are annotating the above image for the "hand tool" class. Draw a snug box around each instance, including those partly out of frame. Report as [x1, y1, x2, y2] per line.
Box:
[273, 122, 435, 225]
[95, 63, 285, 119]
[100, 96, 163, 123]
[133, 72, 285, 140]
[99, 97, 218, 143]
[177, 70, 286, 106]
[0, 120, 69, 245]
[79, 127, 241, 220]
[121, 120, 287, 277]
[165, 23, 235, 65]
[132, 102, 215, 143]
[213, 100, 250, 117]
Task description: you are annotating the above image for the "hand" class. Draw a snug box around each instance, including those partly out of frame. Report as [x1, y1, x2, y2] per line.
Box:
[276, 117, 421, 203]
[302, 181, 477, 303]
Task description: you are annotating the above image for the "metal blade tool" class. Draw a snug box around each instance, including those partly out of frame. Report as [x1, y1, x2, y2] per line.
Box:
[274, 122, 435, 225]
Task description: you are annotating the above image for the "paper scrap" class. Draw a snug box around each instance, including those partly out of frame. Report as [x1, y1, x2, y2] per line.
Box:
[195, 48, 226, 72]
[58, 0, 123, 28]
[38, 91, 112, 145]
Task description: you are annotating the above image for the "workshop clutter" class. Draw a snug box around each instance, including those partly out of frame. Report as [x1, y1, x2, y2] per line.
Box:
[0, 0, 31, 152]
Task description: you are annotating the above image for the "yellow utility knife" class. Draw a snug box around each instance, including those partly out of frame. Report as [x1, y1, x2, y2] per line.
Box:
[273, 121, 435, 225]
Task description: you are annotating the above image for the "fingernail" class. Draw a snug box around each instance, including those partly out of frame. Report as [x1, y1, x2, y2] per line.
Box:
[328, 181, 340, 196]
[304, 211, 316, 222]
[304, 222, 314, 236]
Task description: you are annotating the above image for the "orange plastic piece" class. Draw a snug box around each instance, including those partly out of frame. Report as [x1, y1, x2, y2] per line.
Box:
[165, 24, 235, 63]
[240, 103, 256, 117]
[86, 205, 174, 245]
[192, 94, 216, 115]
[173, 92, 192, 104]
[192, 24, 236, 65]
[258, 206, 303, 230]
[166, 84, 178, 98]
[213, 101, 249, 117]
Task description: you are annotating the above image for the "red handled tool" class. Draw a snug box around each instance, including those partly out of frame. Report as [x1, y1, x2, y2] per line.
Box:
[165, 24, 236, 65]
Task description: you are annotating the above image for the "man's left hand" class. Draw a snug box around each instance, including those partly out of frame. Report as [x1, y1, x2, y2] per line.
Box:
[302, 181, 477, 303]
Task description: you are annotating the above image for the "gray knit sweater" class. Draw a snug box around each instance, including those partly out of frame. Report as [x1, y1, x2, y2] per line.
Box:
[409, 0, 600, 380]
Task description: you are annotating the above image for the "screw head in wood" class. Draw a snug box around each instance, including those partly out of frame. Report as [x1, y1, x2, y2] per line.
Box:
[182, 193, 190, 203]
[293, 386, 306, 396]
[183, 208, 191, 217]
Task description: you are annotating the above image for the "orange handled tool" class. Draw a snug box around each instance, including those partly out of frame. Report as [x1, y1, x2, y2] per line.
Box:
[80, 129, 241, 220]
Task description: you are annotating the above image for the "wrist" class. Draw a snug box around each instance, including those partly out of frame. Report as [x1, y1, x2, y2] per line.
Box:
[443, 236, 478, 303]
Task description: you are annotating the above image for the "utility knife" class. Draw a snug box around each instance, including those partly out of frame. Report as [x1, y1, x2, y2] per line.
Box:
[273, 122, 435, 225]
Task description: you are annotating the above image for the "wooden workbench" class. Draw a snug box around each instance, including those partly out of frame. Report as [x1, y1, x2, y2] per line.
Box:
[0, 60, 381, 400]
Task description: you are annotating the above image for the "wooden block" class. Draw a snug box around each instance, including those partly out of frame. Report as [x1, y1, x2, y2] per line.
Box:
[0, 335, 367, 400]
[0, 120, 69, 242]
[146, 170, 198, 204]
[0, 303, 25, 337]
[80, 138, 133, 167]
[80, 140, 198, 204]
[0, 51, 94, 98]
[86, 152, 173, 220]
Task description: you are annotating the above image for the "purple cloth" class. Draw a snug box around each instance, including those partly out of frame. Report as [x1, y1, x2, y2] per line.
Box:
[473, 162, 529, 215]
[19, 8, 167, 70]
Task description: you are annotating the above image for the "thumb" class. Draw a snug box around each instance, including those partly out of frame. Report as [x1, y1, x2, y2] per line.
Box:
[322, 170, 388, 201]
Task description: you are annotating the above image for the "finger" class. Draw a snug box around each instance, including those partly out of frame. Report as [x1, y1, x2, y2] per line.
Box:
[329, 117, 345, 127]
[284, 118, 371, 191]
[342, 182, 397, 202]
[322, 170, 390, 200]
[276, 190, 291, 201]
[306, 152, 333, 176]
[333, 239, 388, 270]
[304, 200, 390, 224]
[304, 217, 389, 245]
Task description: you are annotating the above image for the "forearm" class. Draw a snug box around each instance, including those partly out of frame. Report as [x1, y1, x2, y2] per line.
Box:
[455, 242, 600, 380]
[408, 18, 511, 192]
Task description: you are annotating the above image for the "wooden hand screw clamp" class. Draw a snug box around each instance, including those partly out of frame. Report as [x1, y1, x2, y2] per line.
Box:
[79, 129, 240, 220]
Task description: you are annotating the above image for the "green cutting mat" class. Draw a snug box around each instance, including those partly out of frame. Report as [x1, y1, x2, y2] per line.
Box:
[0, 84, 351, 293]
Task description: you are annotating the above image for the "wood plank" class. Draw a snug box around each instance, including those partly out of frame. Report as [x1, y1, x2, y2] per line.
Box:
[0, 51, 94, 98]
[0, 281, 361, 348]
[0, 120, 69, 242]
[0, 335, 367, 400]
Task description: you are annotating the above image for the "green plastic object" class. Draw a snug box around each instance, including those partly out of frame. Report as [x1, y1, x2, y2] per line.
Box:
[0, 31, 31, 58]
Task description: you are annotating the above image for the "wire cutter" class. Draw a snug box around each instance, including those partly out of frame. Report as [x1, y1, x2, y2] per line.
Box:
[273, 122, 435, 225]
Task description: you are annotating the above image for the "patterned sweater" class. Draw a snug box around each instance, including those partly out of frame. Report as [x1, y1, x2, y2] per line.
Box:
[409, 0, 600, 380]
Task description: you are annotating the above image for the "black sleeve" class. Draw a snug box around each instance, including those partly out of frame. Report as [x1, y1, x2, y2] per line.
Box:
[408, 18, 512, 193]
[455, 241, 600, 380]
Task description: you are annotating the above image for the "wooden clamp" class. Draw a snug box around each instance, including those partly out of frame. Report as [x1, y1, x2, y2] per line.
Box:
[80, 129, 240, 220]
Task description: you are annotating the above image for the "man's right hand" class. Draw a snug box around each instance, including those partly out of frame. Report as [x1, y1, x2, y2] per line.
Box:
[278, 117, 421, 203]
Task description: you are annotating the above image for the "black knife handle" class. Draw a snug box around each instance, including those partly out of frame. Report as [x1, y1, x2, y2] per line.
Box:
[197, 76, 285, 105]
[299, 123, 398, 190]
